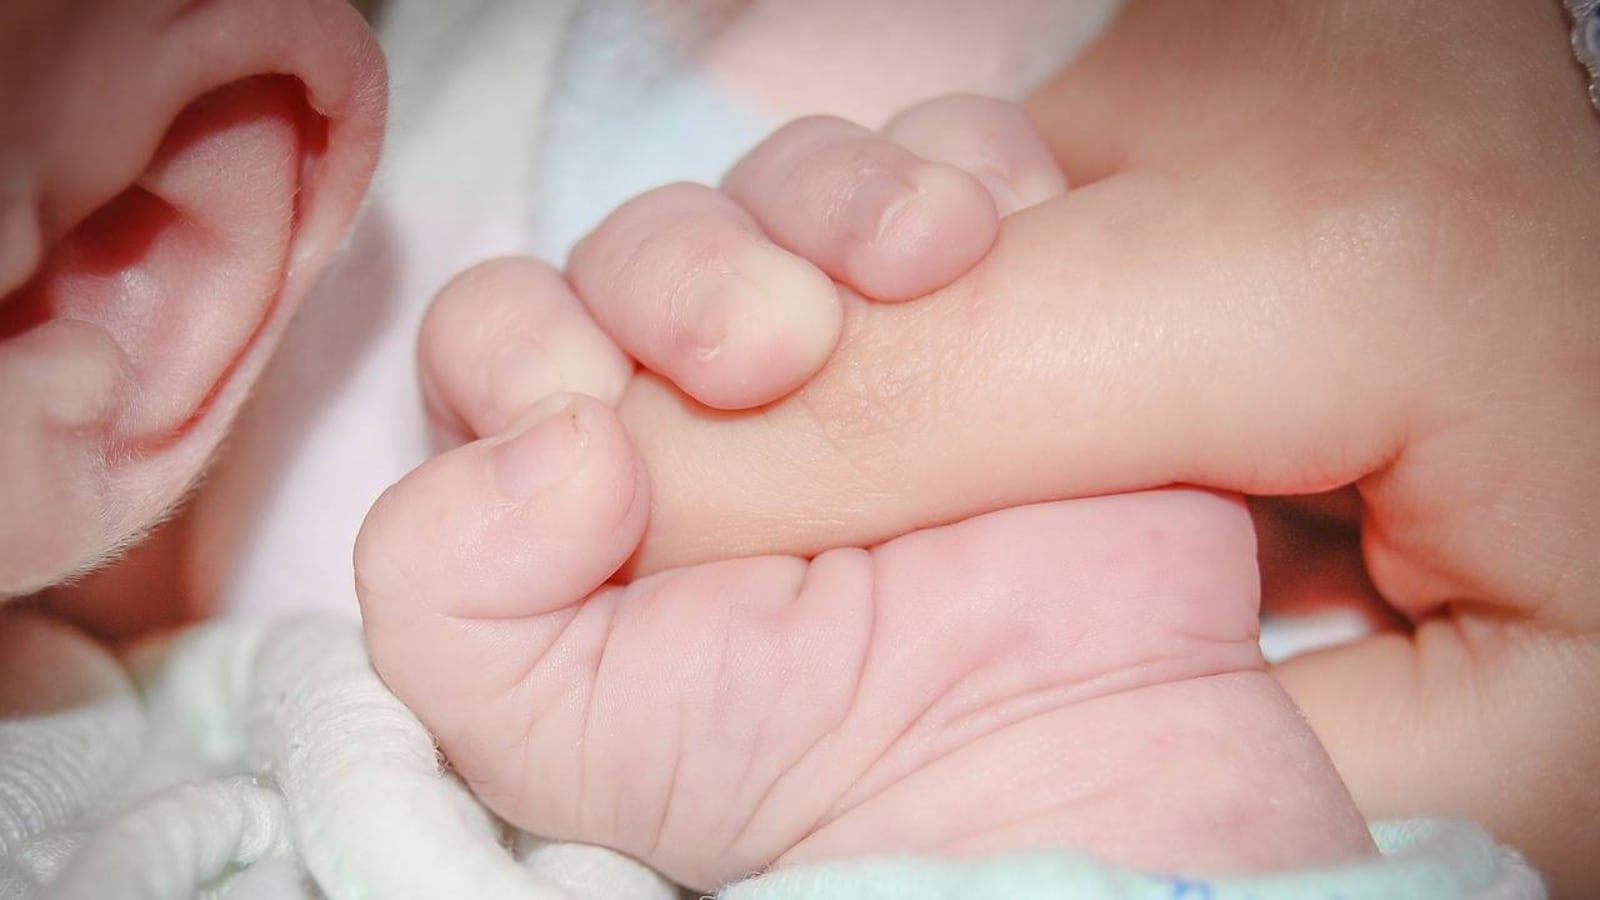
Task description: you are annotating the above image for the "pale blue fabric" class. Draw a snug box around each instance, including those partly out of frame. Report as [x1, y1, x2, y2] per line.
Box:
[720, 820, 1543, 900]
[531, 0, 766, 262]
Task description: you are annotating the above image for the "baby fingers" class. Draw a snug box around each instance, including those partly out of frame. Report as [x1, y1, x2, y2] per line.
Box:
[568, 183, 843, 411]
[565, 99, 1065, 414]
[881, 94, 1067, 217]
[722, 114, 1000, 302]
[355, 394, 648, 751]
[418, 258, 633, 440]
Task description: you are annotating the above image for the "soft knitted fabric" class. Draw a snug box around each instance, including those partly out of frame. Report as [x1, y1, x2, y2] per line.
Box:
[722, 822, 1544, 900]
[0, 614, 1542, 899]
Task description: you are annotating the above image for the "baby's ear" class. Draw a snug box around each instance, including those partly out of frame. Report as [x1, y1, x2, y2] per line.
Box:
[0, 9, 385, 596]
[17, 76, 325, 439]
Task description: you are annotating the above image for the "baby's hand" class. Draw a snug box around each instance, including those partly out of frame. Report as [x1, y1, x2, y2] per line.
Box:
[361, 97, 1371, 889]
[358, 392, 1369, 891]
[417, 96, 1060, 441]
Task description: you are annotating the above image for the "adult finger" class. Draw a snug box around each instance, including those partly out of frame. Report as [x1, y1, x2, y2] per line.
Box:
[1272, 620, 1600, 895]
[616, 170, 1424, 577]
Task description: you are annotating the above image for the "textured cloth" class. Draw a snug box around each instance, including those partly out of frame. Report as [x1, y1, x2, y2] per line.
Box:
[0, 611, 678, 900]
[0, 613, 1542, 899]
[723, 822, 1544, 899]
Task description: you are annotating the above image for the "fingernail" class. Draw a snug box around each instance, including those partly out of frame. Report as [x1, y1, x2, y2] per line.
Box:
[491, 395, 585, 499]
[868, 164, 974, 249]
[874, 189, 920, 247]
[686, 280, 733, 361]
[846, 170, 920, 248]
[688, 246, 837, 364]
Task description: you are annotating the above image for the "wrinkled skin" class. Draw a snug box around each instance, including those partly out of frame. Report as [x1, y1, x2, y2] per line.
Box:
[358, 89, 1376, 893]
[359, 395, 1370, 891]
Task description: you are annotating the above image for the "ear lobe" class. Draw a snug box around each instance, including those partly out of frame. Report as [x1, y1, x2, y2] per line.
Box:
[19, 75, 315, 443]
[0, 75, 337, 596]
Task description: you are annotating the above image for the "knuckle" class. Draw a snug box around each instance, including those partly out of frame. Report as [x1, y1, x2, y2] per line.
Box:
[575, 182, 715, 278]
[733, 115, 873, 197]
[422, 256, 565, 355]
[622, 231, 763, 347]
[588, 184, 760, 302]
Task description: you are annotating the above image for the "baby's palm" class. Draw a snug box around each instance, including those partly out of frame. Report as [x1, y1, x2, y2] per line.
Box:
[357, 417, 1366, 890]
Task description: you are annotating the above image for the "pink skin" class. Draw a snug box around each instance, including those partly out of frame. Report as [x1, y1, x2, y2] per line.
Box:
[357, 396, 1372, 892]
[423, 97, 1058, 433]
[366, 97, 1373, 892]
[719, 115, 1000, 302]
[563, 108, 1004, 412]
[0, 0, 385, 601]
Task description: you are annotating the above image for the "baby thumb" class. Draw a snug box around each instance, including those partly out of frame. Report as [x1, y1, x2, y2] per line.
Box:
[356, 394, 648, 754]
